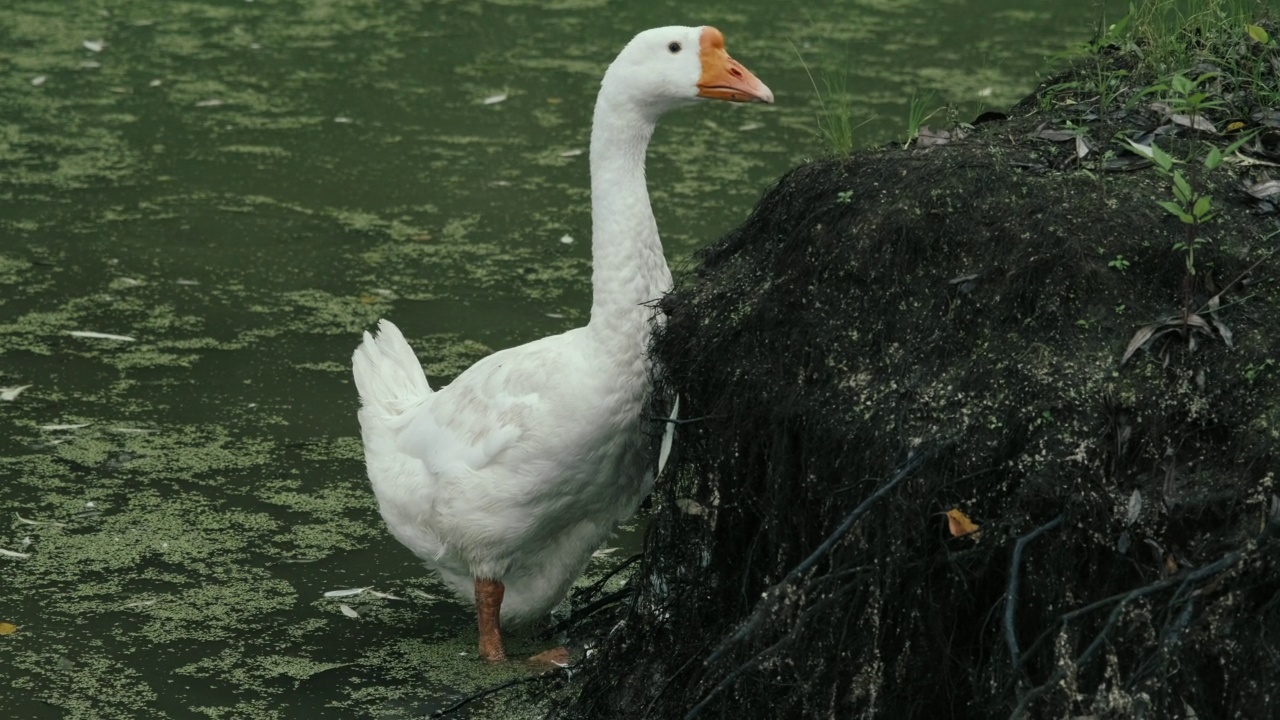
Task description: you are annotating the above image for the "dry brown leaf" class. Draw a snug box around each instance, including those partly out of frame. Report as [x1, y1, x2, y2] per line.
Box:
[1075, 134, 1092, 159]
[0, 622, 16, 635]
[944, 508, 981, 539]
[1170, 113, 1218, 134]
[1244, 178, 1280, 199]
[1035, 127, 1078, 142]
[1122, 324, 1165, 365]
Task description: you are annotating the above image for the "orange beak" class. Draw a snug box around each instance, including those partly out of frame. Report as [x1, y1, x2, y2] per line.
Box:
[696, 27, 774, 104]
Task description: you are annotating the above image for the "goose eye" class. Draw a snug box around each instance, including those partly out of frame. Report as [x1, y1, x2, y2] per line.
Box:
[668, 41, 681, 53]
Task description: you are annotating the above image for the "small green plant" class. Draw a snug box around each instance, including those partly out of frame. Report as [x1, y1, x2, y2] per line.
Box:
[1134, 135, 1251, 271]
[1165, 71, 1226, 132]
[836, 190, 852, 204]
[1244, 358, 1275, 384]
[905, 92, 939, 149]
[1108, 255, 1131, 271]
[793, 44, 870, 155]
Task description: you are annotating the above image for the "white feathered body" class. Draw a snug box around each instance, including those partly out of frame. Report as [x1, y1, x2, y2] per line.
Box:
[351, 24, 769, 631]
[353, 321, 656, 624]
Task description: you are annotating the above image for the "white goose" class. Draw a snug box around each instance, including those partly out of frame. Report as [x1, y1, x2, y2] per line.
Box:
[352, 25, 772, 662]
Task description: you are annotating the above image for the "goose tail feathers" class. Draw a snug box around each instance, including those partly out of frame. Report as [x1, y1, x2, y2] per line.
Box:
[352, 319, 433, 418]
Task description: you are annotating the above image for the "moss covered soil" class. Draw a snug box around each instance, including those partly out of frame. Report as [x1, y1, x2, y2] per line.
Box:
[553, 20, 1280, 720]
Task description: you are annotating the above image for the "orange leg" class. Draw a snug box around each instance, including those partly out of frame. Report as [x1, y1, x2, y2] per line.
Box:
[474, 578, 506, 662]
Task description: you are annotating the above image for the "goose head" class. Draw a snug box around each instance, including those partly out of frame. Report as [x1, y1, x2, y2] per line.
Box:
[602, 25, 773, 120]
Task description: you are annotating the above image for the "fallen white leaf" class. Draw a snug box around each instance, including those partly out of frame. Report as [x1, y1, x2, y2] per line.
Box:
[482, 92, 508, 105]
[323, 588, 368, 598]
[68, 330, 136, 342]
[148, 79, 162, 87]
[83, 40, 106, 53]
[559, 148, 583, 157]
[14, 514, 68, 528]
[0, 548, 30, 559]
[195, 99, 225, 108]
[333, 116, 353, 124]
[739, 122, 763, 131]
[31, 75, 47, 87]
[367, 590, 405, 601]
[0, 385, 32, 401]
[338, 603, 360, 619]
[559, 234, 574, 245]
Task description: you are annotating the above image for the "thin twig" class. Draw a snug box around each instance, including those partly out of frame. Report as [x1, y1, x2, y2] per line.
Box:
[539, 587, 633, 640]
[430, 667, 564, 718]
[703, 450, 928, 668]
[1005, 514, 1065, 674]
[1011, 545, 1251, 719]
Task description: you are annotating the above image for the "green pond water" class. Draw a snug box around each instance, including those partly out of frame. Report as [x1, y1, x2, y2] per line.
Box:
[0, 0, 1119, 717]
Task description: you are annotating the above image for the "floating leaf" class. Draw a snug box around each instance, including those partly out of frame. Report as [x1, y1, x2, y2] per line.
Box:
[0, 385, 31, 401]
[194, 98, 225, 108]
[82, 40, 105, 53]
[31, 75, 47, 86]
[482, 92, 508, 105]
[0, 548, 31, 559]
[338, 603, 359, 619]
[558, 148, 583, 158]
[14, 514, 67, 528]
[323, 588, 367, 598]
[68, 330, 136, 342]
[39, 422, 91, 431]
[559, 234, 574, 245]
[944, 508, 981, 539]
[0, 623, 16, 635]
[367, 590, 404, 601]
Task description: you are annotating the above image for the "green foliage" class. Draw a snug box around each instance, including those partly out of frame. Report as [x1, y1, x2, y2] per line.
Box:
[1126, 0, 1273, 72]
[794, 45, 867, 156]
[1129, 128, 1256, 276]
[1108, 255, 1132, 271]
[905, 92, 939, 149]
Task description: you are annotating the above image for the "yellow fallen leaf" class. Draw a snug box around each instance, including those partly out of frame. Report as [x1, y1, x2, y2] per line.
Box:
[0, 622, 17, 635]
[1226, 121, 1246, 133]
[944, 508, 981, 539]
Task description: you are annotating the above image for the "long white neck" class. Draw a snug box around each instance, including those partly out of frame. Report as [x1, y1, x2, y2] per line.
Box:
[586, 85, 673, 355]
